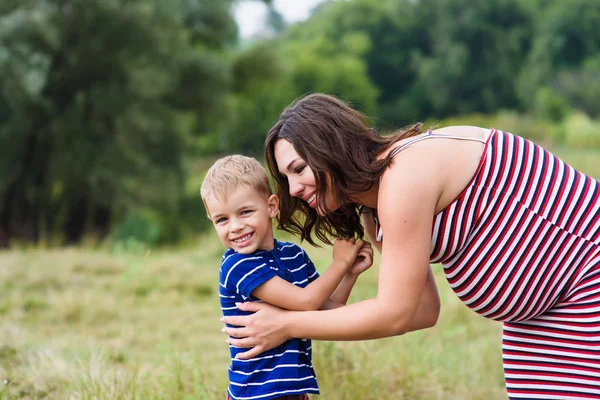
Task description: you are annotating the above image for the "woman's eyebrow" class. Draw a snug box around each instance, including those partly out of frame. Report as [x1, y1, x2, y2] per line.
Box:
[286, 158, 301, 171]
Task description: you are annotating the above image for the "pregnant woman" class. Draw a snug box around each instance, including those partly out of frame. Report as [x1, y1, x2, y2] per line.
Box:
[222, 93, 600, 399]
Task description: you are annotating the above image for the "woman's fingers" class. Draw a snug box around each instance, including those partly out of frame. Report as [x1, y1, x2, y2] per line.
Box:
[352, 239, 364, 256]
[221, 314, 249, 327]
[222, 326, 249, 338]
[227, 336, 257, 348]
[234, 346, 265, 360]
[220, 302, 266, 327]
[220, 301, 289, 358]
[357, 246, 372, 259]
[237, 301, 264, 312]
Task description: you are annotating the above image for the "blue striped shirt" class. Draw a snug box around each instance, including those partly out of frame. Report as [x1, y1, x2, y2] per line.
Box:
[219, 239, 320, 400]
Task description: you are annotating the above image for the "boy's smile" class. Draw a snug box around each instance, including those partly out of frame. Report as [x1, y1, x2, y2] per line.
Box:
[231, 232, 254, 247]
[205, 185, 279, 254]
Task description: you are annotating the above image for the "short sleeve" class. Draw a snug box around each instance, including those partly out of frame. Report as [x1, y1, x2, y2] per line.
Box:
[302, 249, 320, 284]
[220, 254, 277, 298]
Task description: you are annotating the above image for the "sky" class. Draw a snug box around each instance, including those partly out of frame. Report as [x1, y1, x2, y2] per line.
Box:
[234, 0, 326, 39]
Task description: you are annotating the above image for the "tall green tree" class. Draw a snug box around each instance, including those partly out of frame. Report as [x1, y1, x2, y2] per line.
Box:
[413, 0, 535, 117]
[518, 0, 600, 113]
[0, 0, 234, 246]
[289, 0, 536, 125]
[217, 31, 379, 156]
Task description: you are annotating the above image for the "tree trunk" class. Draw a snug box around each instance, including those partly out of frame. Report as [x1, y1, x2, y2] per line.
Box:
[0, 183, 16, 248]
[64, 194, 89, 245]
[93, 203, 112, 239]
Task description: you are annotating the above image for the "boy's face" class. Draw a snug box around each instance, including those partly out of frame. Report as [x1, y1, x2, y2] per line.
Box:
[205, 185, 279, 254]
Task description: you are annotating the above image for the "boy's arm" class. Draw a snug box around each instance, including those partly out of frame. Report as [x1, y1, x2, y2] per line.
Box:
[252, 239, 363, 311]
[320, 273, 359, 310]
[253, 239, 373, 311]
[321, 242, 374, 309]
[320, 215, 380, 310]
[252, 258, 350, 312]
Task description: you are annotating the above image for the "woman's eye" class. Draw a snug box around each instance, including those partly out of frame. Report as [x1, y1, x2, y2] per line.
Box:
[294, 165, 305, 174]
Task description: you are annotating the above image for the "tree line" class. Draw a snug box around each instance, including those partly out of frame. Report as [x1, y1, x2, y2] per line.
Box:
[0, 0, 598, 247]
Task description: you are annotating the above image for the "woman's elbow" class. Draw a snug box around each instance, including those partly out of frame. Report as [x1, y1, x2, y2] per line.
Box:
[418, 296, 442, 330]
[385, 309, 414, 336]
[428, 288, 442, 327]
[424, 301, 441, 328]
[390, 301, 440, 335]
[418, 292, 441, 330]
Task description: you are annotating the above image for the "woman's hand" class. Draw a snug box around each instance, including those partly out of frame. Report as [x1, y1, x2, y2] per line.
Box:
[221, 302, 290, 360]
[332, 237, 364, 268]
[348, 241, 373, 276]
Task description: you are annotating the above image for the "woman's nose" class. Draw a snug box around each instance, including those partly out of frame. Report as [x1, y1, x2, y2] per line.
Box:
[288, 177, 303, 197]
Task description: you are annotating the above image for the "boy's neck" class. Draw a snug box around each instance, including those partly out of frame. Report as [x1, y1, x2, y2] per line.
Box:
[260, 231, 276, 251]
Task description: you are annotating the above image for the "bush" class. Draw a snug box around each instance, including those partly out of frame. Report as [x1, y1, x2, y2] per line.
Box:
[427, 112, 555, 144]
[493, 111, 556, 144]
[562, 112, 600, 149]
[111, 210, 162, 249]
[534, 87, 571, 122]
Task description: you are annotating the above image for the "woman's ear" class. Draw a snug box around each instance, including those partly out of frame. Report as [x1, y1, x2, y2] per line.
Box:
[267, 194, 279, 218]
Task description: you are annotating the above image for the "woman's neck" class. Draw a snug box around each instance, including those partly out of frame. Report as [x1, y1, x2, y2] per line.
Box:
[351, 181, 379, 209]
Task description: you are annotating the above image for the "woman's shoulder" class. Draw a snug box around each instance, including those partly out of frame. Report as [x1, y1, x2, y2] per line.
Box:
[430, 125, 491, 140]
[379, 125, 491, 215]
[377, 145, 444, 210]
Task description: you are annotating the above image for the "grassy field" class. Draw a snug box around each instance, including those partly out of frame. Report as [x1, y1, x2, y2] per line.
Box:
[0, 145, 598, 400]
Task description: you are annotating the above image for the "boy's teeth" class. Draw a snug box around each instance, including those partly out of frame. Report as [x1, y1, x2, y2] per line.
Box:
[234, 233, 252, 243]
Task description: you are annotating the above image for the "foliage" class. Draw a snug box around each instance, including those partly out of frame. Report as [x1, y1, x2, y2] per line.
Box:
[1, 0, 600, 247]
[290, 0, 536, 125]
[562, 112, 600, 149]
[534, 86, 571, 122]
[517, 0, 600, 107]
[0, 0, 234, 246]
[553, 68, 600, 119]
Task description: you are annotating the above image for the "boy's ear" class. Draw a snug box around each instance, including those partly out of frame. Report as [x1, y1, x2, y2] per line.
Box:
[267, 194, 279, 218]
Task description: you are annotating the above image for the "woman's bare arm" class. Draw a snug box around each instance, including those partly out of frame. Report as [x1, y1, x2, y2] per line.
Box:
[222, 149, 442, 358]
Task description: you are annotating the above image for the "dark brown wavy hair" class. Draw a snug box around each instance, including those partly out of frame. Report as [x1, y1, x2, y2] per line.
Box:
[264, 93, 422, 246]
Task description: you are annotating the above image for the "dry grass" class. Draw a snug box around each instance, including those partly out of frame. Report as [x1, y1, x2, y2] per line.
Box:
[0, 238, 506, 400]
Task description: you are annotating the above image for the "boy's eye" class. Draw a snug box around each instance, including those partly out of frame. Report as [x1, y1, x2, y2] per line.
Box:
[215, 217, 227, 224]
[241, 210, 253, 216]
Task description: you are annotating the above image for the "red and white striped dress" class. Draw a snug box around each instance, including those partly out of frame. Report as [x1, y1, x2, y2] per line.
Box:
[385, 129, 600, 398]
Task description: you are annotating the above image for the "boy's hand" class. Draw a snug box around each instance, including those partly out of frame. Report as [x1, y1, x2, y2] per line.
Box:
[332, 238, 364, 268]
[348, 241, 374, 276]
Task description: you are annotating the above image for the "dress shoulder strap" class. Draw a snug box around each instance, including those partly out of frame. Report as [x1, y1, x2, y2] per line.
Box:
[389, 129, 488, 159]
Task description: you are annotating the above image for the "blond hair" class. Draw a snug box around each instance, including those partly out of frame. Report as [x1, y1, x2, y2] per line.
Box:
[200, 155, 272, 206]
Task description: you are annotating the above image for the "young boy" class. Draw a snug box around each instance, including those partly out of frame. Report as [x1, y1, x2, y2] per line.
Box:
[200, 155, 373, 400]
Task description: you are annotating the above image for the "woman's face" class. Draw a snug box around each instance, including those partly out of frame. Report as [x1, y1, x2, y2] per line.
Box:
[273, 139, 338, 216]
